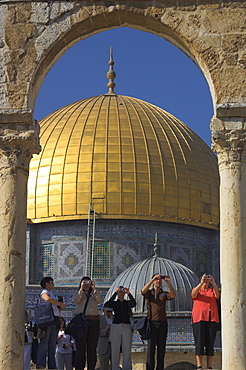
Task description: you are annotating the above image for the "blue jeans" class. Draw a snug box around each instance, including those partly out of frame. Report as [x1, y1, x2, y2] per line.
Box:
[36, 323, 59, 369]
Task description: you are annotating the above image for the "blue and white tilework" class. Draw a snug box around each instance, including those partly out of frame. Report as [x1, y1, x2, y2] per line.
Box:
[27, 219, 219, 286]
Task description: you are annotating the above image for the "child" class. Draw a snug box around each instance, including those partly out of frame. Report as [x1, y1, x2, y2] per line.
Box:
[56, 317, 74, 370]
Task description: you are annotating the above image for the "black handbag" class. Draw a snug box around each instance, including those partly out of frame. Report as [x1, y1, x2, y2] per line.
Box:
[133, 296, 151, 341]
[34, 303, 55, 329]
[133, 316, 151, 341]
[65, 313, 89, 340]
[65, 294, 90, 340]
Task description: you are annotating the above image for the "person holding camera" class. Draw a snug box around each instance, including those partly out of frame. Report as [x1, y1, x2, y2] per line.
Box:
[73, 276, 102, 370]
[191, 273, 220, 370]
[141, 273, 176, 370]
[105, 286, 136, 370]
[36, 277, 67, 369]
[56, 317, 74, 370]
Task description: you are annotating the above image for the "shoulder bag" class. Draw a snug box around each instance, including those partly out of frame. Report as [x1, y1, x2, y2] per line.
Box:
[133, 296, 151, 341]
[65, 294, 90, 340]
[133, 316, 151, 341]
[34, 302, 55, 329]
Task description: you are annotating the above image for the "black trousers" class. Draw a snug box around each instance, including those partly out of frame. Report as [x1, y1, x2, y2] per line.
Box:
[146, 320, 168, 370]
[75, 318, 100, 370]
[192, 321, 218, 356]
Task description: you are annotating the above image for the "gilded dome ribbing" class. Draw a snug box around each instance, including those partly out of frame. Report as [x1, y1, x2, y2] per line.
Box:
[27, 94, 219, 229]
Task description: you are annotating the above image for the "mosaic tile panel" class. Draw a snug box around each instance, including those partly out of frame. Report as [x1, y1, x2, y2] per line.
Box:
[113, 243, 139, 277]
[93, 241, 110, 278]
[167, 318, 194, 344]
[53, 237, 86, 285]
[39, 244, 54, 277]
[195, 248, 209, 278]
[170, 244, 193, 270]
[27, 219, 219, 287]
[211, 239, 220, 283]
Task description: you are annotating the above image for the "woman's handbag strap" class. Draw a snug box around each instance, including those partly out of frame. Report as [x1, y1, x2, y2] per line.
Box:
[83, 295, 90, 315]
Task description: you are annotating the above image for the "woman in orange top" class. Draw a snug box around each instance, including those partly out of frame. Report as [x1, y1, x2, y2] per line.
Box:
[191, 273, 220, 370]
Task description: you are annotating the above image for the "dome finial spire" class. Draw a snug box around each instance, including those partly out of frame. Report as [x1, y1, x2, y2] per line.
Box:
[153, 232, 159, 257]
[106, 46, 116, 95]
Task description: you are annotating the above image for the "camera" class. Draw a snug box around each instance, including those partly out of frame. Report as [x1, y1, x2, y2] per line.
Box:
[160, 275, 167, 279]
[63, 344, 67, 349]
[84, 280, 92, 285]
[57, 296, 63, 303]
[119, 287, 125, 293]
[206, 274, 211, 279]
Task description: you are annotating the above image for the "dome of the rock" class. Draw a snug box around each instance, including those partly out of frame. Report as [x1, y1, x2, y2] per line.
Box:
[27, 93, 219, 230]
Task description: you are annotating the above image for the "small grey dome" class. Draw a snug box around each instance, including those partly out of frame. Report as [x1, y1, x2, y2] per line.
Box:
[104, 256, 199, 315]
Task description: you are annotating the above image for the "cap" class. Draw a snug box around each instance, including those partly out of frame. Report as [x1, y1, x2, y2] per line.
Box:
[103, 306, 113, 312]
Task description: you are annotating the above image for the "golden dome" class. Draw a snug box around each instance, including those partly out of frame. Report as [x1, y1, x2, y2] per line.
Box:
[28, 94, 219, 229]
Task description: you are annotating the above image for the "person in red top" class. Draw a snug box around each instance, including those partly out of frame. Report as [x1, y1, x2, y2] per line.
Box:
[191, 273, 220, 370]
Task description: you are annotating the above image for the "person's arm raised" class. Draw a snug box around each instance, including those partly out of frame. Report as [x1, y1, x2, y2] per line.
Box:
[141, 275, 159, 294]
[191, 274, 206, 299]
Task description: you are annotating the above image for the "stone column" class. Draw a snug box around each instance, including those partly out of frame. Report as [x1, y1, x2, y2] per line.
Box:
[0, 112, 40, 370]
[211, 116, 246, 369]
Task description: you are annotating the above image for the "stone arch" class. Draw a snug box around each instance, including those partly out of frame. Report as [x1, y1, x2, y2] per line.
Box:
[17, 3, 230, 113]
[3, 2, 245, 115]
[2, 1, 245, 113]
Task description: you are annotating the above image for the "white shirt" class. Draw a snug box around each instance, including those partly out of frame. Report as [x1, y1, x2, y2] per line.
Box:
[106, 316, 113, 325]
[41, 289, 60, 316]
[56, 330, 74, 354]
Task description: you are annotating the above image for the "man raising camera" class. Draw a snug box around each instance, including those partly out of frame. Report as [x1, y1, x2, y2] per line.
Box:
[105, 286, 136, 370]
[141, 274, 176, 370]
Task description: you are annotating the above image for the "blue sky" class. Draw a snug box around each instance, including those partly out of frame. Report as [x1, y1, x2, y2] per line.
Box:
[35, 27, 213, 147]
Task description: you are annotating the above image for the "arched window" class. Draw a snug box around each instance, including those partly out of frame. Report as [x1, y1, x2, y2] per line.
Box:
[165, 362, 196, 370]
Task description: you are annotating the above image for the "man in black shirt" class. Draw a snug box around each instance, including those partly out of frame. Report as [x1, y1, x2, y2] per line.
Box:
[106, 286, 136, 370]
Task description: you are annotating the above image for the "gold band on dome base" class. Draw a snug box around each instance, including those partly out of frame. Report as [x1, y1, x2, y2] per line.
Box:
[27, 214, 219, 230]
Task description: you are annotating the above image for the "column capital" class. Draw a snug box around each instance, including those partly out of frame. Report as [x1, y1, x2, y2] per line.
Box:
[0, 112, 41, 171]
[210, 116, 246, 163]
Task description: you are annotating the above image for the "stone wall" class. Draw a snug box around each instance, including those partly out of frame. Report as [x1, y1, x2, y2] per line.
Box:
[0, 1, 245, 116]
